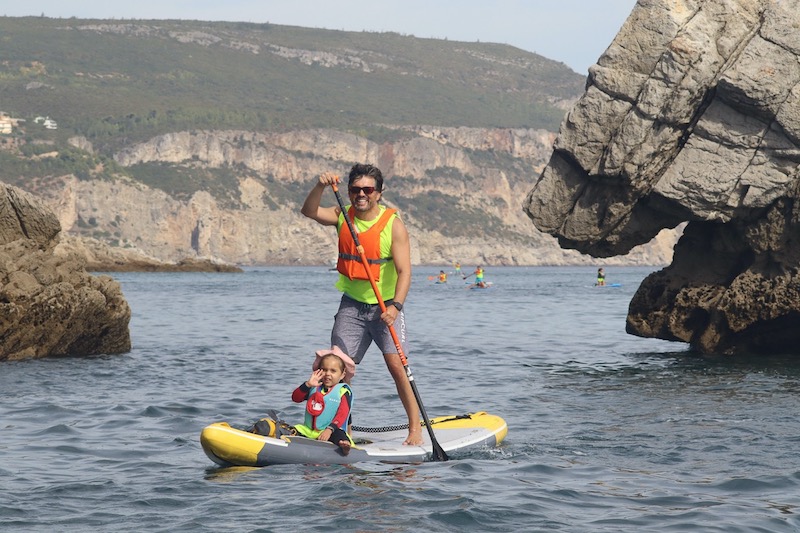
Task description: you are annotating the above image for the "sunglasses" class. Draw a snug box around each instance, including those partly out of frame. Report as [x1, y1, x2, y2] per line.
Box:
[349, 186, 378, 195]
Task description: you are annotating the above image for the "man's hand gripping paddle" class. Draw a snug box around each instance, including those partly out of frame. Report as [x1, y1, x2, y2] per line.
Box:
[330, 179, 448, 462]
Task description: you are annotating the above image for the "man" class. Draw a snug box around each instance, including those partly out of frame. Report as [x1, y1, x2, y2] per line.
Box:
[301, 163, 422, 446]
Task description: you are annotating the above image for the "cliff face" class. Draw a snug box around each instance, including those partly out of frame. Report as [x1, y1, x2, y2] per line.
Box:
[524, 0, 800, 353]
[32, 126, 679, 268]
[0, 183, 131, 360]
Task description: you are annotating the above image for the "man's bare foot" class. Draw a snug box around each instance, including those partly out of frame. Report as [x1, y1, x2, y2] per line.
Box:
[338, 440, 351, 456]
[403, 431, 423, 446]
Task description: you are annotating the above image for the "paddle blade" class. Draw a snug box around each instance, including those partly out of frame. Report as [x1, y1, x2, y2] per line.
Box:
[431, 442, 449, 462]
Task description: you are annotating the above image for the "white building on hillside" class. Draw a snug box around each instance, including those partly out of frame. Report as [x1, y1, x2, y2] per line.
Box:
[34, 116, 58, 129]
[0, 112, 15, 134]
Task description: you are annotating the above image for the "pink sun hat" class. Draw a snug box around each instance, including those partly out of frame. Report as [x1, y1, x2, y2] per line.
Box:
[313, 345, 356, 382]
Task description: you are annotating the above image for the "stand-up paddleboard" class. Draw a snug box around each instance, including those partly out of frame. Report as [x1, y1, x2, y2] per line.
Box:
[594, 283, 622, 288]
[201, 411, 507, 467]
[467, 281, 494, 290]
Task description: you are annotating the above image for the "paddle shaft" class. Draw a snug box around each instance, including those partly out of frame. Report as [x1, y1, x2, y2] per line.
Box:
[330, 182, 448, 461]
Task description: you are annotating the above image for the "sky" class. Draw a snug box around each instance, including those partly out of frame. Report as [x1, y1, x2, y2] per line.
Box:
[1, 1, 638, 74]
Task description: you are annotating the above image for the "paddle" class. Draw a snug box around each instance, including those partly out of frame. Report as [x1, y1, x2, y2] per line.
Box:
[330, 181, 449, 462]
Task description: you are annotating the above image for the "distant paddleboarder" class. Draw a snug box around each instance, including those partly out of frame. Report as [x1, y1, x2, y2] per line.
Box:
[596, 268, 606, 286]
[465, 265, 486, 288]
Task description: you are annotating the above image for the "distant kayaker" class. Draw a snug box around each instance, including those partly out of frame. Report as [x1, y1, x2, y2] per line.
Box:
[438, 270, 447, 283]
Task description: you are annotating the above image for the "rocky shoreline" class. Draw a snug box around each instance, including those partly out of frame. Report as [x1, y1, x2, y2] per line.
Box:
[56, 234, 243, 273]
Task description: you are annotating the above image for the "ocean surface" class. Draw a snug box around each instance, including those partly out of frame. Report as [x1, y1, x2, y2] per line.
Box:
[3, 266, 800, 532]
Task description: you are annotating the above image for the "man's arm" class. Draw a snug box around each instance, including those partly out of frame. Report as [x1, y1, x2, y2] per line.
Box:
[389, 216, 411, 307]
[301, 172, 341, 226]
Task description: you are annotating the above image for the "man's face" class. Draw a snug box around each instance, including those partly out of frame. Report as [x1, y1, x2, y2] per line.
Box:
[348, 176, 380, 213]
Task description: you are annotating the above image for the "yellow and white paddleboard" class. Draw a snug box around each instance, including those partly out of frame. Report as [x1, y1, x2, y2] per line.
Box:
[201, 412, 508, 467]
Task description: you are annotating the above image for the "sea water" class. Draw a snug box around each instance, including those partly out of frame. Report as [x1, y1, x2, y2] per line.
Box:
[2, 266, 800, 532]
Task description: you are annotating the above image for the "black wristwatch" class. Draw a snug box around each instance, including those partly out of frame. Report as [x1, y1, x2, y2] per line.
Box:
[391, 301, 404, 312]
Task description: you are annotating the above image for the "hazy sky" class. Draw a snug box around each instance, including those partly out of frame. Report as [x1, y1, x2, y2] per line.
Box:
[2, 1, 638, 74]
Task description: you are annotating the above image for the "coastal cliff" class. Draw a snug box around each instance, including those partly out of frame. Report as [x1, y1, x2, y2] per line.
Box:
[25, 127, 679, 268]
[0, 16, 679, 268]
[524, 0, 800, 353]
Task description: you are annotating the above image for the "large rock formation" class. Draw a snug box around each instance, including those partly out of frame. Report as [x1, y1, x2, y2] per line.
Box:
[0, 183, 131, 360]
[524, 0, 800, 354]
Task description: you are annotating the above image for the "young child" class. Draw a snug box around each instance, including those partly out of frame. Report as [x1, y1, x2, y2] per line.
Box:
[291, 346, 356, 455]
[249, 347, 356, 455]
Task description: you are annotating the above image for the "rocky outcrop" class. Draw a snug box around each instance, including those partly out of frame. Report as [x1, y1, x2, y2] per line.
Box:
[55, 235, 243, 272]
[523, 0, 800, 353]
[0, 183, 131, 360]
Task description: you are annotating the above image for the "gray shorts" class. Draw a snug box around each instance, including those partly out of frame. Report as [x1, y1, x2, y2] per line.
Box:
[331, 295, 408, 364]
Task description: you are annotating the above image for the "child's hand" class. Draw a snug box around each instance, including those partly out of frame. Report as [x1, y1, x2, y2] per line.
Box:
[306, 369, 324, 388]
[317, 428, 332, 442]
